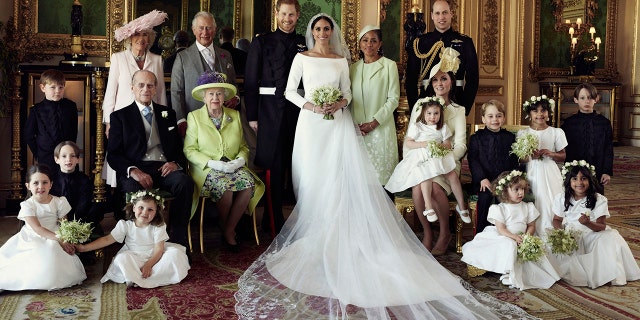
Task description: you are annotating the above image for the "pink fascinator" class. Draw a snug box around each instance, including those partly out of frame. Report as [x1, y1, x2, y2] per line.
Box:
[114, 10, 168, 42]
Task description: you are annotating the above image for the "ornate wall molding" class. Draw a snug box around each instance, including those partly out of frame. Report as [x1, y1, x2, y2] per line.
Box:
[342, 0, 361, 61]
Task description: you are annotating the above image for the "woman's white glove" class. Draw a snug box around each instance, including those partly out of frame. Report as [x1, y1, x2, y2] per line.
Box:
[207, 160, 234, 173]
[227, 158, 246, 171]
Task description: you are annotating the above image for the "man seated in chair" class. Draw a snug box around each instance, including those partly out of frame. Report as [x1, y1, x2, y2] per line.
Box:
[107, 70, 194, 248]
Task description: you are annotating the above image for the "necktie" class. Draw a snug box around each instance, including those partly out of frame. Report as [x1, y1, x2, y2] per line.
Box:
[142, 106, 153, 124]
[202, 47, 215, 70]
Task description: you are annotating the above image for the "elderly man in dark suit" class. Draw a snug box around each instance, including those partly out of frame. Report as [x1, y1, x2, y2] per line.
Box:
[108, 70, 194, 248]
[171, 11, 236, 135]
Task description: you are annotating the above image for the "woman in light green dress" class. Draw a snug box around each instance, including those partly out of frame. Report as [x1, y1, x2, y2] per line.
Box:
[349, 25, 400, 189]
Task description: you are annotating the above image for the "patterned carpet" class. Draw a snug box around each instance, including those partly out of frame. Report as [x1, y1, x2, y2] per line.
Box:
[0, 146, 639, 319]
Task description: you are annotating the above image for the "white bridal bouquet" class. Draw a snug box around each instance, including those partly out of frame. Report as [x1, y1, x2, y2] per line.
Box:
[56, 219, 93, 244]
[511, 133, 539, 160]
[517, 234, 544, 262]
[546, 228, 581, 255]
[310, 85, 342, 120]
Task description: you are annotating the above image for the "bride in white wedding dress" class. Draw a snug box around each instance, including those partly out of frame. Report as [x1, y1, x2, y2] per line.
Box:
[235, 13, 536, 319]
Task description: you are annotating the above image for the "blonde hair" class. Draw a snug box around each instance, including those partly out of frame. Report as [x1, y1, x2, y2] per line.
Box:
[481, 99, 506, 116]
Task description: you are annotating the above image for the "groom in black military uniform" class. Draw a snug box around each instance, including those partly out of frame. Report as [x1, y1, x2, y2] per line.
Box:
[245, 0, 307, 235]
[406, 0, 479, 115]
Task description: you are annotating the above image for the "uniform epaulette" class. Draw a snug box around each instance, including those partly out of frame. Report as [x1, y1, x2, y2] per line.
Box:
[458, 32, 471, 39]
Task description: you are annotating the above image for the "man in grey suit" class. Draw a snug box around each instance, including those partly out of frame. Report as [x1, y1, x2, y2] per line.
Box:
[171, 11, 236, 136]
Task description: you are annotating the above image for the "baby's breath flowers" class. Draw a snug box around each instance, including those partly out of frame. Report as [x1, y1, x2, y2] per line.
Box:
[426, 140, 451, 158]
[561, 160, 597, 177]
[517, 234, 544, 262]
[494, 170, 525, 197]
[510, 133, 539, 160]
[546, 228, 581, 255]
[128, 189, 166, 210]
[56, 219, 93, 244]
[310, 85, 343, 120]
[522, 95, 555, 119]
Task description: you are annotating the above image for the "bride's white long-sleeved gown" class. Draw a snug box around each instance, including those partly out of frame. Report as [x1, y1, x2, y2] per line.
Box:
[235, 53, 535, 319]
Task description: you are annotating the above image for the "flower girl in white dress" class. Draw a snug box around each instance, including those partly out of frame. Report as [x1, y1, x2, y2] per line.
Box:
[462, 170, 560, 290]
[76, 190, 190, 288]
[549, 161, 640, 288]
[385, 96, 470, 223]
[0, 165, 86, 291]
[518, 96, 567, 233]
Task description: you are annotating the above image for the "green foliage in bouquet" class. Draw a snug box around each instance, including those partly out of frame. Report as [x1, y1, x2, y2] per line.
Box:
[517, 234, 544, 262]
[56, 219, 93, 244]
[546, 228, 580, 255]
[310, 85, 342, 120]
[426, 140, 451, 158]
[511, 133, 539, 160]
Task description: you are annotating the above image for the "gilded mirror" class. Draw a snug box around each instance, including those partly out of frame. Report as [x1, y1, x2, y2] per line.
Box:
[529, 0, 617, 81]
[552, 0, 598, 32]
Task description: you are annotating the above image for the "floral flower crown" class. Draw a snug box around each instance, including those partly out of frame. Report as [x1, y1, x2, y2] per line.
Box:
[128, 189, 165, 210]
[421, 96, 445, 108]
[494, 170, 526, 196]
[522, 95, 555, 114]
[561, 160, 596, 178]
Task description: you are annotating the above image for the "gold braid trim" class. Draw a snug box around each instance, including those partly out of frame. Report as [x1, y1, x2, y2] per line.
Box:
[413, 39, 444, 96]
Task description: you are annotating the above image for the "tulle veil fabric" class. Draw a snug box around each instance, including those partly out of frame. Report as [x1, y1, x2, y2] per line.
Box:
[235, 110, 535, 318]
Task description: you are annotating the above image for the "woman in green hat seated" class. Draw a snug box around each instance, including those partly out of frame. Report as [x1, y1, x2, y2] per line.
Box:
[183, 71, 264, 252]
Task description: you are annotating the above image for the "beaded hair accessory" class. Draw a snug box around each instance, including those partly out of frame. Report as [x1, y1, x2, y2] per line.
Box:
[522, 95, 555, 119]
[561, 160, 597, 178]
[494, 170, 526, 196]
[128, 189, 165, 210]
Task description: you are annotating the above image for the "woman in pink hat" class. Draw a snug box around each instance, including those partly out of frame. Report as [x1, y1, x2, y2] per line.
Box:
[102, 10, 169, 188]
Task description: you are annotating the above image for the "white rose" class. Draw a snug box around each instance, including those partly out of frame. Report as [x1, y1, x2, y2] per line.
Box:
[541, 95, 547, 99]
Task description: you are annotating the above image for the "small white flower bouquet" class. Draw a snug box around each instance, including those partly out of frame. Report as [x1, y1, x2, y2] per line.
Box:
[56, 219, 93, 244]
[310, 85, 342, 120]
[546, 228, 581, 255]
[517, 234, 544, 262]
[426, 140, 451, 158]
[510, 133, 539, 160]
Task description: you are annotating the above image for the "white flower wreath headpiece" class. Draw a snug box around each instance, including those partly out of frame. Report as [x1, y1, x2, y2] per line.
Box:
[494, 170, 526, 196]
[522, 95, 555, 119]
[421, 96, 445, 108]
[129, 189, 165, 210]
[561, 160, 597, 178]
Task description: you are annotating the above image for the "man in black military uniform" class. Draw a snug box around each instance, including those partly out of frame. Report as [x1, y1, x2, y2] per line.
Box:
[406, 0, 479, 115]
[245, 0, 307, 234]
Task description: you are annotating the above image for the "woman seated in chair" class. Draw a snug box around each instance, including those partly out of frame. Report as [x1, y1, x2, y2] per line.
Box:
[183, 71, 264, 252]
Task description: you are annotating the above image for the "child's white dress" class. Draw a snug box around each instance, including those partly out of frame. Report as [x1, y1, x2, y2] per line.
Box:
[102, 220, 190, 288]
[517, 127, 567, 233]
[385, 123, 456, 192]
[0, 196, 87, 291]
[461, 202, 560, 290]
[549, 193, 640, 288]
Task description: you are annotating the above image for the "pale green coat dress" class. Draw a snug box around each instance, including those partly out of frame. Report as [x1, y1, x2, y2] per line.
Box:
[183, 106, 265, 218]
[349, 56, 400, 185]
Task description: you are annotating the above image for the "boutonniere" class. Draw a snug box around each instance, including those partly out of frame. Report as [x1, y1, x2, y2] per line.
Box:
[225, 115, 232, 123]
[161, 111, 168, 118]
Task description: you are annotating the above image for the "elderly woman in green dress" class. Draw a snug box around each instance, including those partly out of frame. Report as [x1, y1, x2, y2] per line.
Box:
[349, 25, 400, 192]
[183, 72, 264, 252]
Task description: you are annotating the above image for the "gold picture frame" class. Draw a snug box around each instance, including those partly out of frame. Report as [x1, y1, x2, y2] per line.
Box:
[529, 0, 618, 81]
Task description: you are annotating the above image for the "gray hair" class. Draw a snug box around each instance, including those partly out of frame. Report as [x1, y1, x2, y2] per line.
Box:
[192, 11, 216, 29]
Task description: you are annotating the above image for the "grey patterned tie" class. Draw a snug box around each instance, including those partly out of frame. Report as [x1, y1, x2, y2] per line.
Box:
[202, 48, 215, 70]
[142, 106, 153, 124]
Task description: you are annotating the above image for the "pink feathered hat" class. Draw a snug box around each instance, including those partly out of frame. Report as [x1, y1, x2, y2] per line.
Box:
[114, 10, 168, 42]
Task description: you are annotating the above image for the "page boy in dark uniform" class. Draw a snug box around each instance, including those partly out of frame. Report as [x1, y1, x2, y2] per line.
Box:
[406, 0, 479, 115]
[245, 0, 307, 234]
[24, 69, 78, 171]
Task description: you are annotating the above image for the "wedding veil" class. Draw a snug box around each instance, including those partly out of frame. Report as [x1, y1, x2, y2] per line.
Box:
[305, 13, 351, 62]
